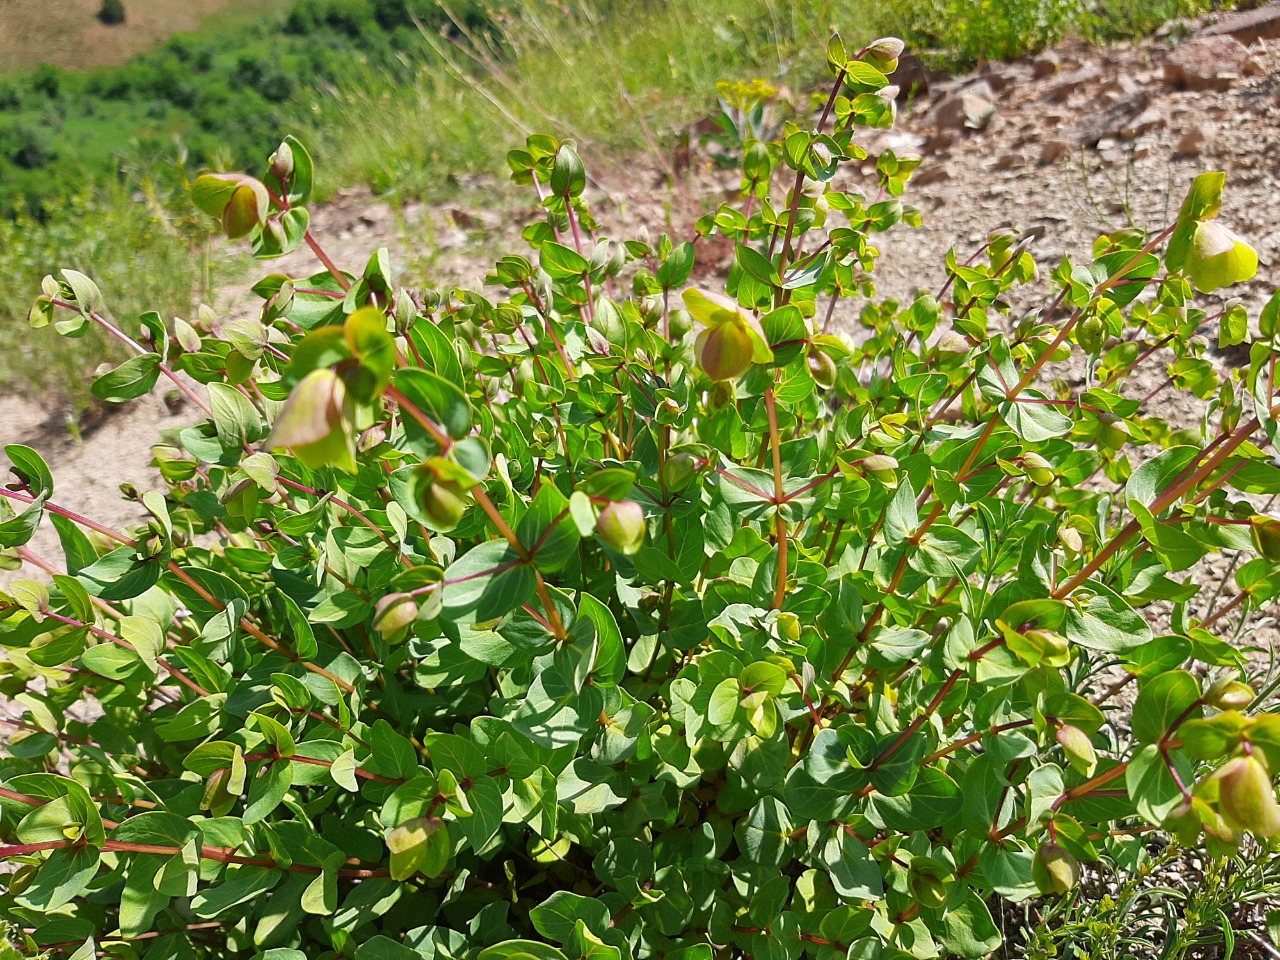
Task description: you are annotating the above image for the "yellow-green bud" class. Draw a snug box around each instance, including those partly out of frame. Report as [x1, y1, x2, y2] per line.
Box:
[1185, 220, 1259, 294]
[1077, 314, 1106, 355]
[1215, 754, 1280, 838]
[1055, 723, 1097, 777]
[1251, 515, 1280, 562]
[373, 593, 419, 638]
[808, 347, 837, 388]
[1209, 679, 1255, 710]
[864, 37, 903, 74]
[661, 452, 699, 493]
[777, 612, 802, 644]
[1021, 452, 1054, 486]
[1032, 843, 1080, 896]
[708, 380, 736, 412]
[596, 500, 646, 556]
[669, 308, 693, 341]
[907, 857, 950, 909]
[696, 318, 755, 382]
[420, 473, 470, 531]
[859, 454, 898, 483]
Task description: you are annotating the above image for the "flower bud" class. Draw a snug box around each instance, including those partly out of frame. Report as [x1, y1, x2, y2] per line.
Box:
[1209, 679, 1255, 710]
[269, 141, 295, 182]
[661, 452, 699, 493]
[776, 612, 801, 644]
[222, 183, 265, 240]
[859, 454, 898, 484]
[1215, 754, 1280, 838]
[696, 317, 755, 382]
[596, 500, 646, 556]
[807, 347, 837, 388]
[1055, 723, 1097, 777]
[864, 37, 903, 74]
[386, 816, 441, 881]
[669, 308, 693, 341]
[373, 593, 419, 638]
[1163, 796, 1204, 847]
[416, 465, 471, 532]
[707, 380, 736, 411]
[268, 368, 358, 473]
[1185, 220, 1259, 293]
[1021, 452, 1054, 486]
[1006, 627, 1071, 668]
[1251, 515, 1280, 562]
[935, 330, 969, 355]
[907, 857, 950, 910]
[1096, 413, 1130, 451]
[1032, 843, 1080, 896]
[1077, 314, 1106, 355]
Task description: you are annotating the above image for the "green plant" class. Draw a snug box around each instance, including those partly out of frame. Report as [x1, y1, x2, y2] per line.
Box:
[3, 33, 1280, 960]
[0, 178, 222, 402]
[701, 78, 785, 167]
[97, 0, 126, 27]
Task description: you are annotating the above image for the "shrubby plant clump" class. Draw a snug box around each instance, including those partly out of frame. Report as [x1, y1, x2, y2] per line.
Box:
[1, 32, 1278, 960]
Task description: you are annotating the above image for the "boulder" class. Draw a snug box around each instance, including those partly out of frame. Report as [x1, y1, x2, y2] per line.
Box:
[931, 91, 995, 132]
[1199, 2, 1280, 47]
[1164, 35, 1252, 91]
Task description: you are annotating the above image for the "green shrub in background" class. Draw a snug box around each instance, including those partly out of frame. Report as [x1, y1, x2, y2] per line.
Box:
[0, 182, 219, 403]
[2, 28, 1279, 960]
[98, 0, 127, 28]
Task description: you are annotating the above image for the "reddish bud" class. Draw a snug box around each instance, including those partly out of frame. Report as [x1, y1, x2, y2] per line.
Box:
[268, 368, 357, 473]
[696, 317, 755, 381]
[222, 183, 265, 240]
[807, 347, 837, 387]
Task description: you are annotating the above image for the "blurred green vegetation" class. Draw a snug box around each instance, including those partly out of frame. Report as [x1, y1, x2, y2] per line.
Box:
[0, 0, 498, 216]
[0, 0, 1228, 401]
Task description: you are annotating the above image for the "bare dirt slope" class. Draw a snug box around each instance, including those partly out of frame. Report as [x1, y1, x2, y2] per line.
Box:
[3, 5, 1279, 575]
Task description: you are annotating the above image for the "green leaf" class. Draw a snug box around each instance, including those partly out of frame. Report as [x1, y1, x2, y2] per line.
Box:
[1062, 582, 1152, 652]
[208, 381, 265, 451]
[91, 354, 161, 403]
[395, 368, 473, 444]
[1178, 171, 1225, 223]
[530, 891, 611, 942]
[478, 942, 570, 960]
[1126, 745, 1191, 823]
[940, 888, 1002, 958]
[16, 846, 100, 911]
[1131, 670, 1202, 744]
[5, 445, 53, 499]
[441, 539, 535, 624]
[1129, 499, 1205, 573]
[541, 242, 591, 280]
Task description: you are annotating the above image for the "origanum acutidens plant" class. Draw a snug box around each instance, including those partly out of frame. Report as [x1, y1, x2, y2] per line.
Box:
[2, 32, 1279, 960]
